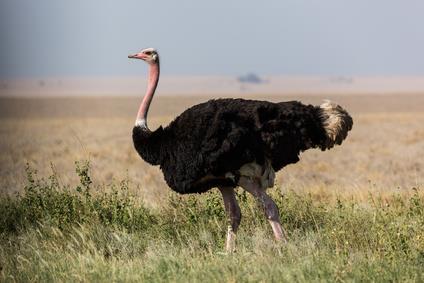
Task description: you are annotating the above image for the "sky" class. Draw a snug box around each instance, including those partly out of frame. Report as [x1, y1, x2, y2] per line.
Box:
[1, 0, 424, 78]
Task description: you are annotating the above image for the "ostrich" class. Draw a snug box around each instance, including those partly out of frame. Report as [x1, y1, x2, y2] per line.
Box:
[128, 48, 353, 252]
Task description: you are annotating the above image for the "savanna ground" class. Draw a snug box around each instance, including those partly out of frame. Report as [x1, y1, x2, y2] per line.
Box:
[0, 93, 423, 282]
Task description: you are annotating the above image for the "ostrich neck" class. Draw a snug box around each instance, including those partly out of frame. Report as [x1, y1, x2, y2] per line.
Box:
[135, 61, 160, 129]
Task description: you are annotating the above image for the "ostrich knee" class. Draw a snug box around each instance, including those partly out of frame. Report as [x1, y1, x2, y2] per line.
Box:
[230, 204, 241, 232]
[263, 196, 280, 221]
[219, 187, 241, 229]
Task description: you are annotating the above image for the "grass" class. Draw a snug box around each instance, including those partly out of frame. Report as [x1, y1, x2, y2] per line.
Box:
[0, 161, 423, 282]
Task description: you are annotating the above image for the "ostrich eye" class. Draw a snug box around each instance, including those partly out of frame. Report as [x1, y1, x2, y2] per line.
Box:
[145, 51, 152, 55]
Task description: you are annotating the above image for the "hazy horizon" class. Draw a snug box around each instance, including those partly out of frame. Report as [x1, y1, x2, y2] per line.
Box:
[2, 0, 424, 79]
[3, 75, 424, 97]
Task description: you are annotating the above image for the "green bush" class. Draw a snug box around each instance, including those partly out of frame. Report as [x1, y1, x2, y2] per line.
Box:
[0, 161, 155, 234]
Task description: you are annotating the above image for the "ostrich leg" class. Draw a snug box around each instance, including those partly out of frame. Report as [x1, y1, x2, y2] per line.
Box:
[218, 187, 241, 252]
[238, 177, 288, 242]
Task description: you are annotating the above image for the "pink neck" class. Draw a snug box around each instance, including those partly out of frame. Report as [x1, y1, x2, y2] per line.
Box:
[135, 61, 160, 129]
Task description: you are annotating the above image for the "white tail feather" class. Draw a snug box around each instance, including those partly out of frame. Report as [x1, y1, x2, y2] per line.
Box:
[318, 100, 353, 149]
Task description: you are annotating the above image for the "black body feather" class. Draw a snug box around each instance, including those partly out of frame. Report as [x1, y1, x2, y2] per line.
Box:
[133, 98, 348, 194]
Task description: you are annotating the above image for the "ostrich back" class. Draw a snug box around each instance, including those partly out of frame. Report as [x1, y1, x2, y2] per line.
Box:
[134, 98, 329, 194]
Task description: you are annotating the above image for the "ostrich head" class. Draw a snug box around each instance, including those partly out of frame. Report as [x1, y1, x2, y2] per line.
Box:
[128, 48, 159, 64]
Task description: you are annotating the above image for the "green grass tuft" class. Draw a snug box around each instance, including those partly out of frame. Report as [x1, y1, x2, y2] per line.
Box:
[0, 161, 423, 282]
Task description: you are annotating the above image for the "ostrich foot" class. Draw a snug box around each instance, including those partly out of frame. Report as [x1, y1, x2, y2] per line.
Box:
[225, 225, 237, 253]
[269, 220, 288, 243]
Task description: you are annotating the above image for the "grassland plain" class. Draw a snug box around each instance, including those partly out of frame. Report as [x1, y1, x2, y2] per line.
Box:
[0, 94, 423, 281]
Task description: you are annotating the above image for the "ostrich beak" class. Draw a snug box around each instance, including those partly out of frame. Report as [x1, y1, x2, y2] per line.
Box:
[128, 53, 145, 60]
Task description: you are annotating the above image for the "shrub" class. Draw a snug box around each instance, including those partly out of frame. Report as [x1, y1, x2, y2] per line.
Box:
[0, 161, 155, 235]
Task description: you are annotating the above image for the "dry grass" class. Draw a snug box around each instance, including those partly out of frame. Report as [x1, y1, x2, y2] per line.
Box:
[0, 94, 423, 204]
